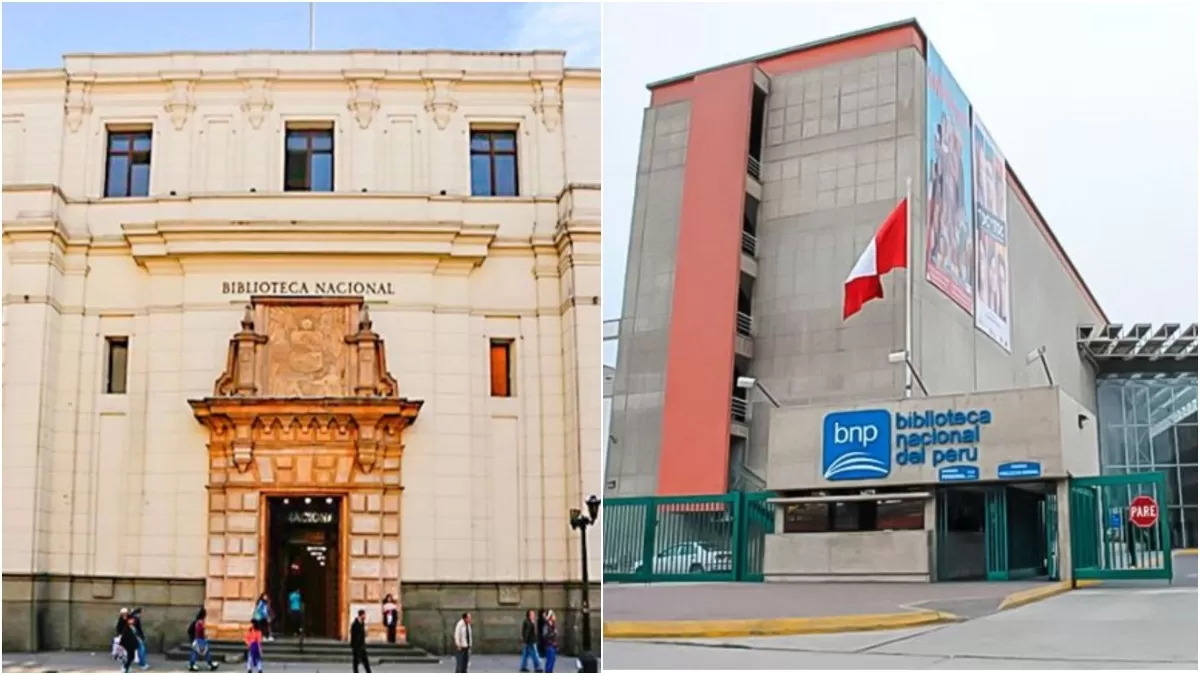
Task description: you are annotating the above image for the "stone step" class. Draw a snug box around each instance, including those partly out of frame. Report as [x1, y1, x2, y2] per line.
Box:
[164, 639, 439, 664]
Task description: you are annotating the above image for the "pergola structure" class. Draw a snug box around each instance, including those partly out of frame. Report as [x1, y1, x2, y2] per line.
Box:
[1077, 322, 1199, 365]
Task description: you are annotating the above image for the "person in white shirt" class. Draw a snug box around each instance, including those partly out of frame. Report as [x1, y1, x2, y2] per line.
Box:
[453, 612, 472, 673]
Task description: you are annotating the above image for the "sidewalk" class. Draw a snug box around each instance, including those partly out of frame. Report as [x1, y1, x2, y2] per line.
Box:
[1, 651, 579, 673]
[602, 580, 1051, 639]
[604, 580, 1048, 621]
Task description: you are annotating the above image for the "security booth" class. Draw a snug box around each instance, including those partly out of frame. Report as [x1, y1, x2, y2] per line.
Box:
[762, 386, 1143, 583]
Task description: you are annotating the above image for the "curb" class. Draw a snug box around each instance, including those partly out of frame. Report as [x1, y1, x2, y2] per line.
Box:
[603, 610, 958, 640]
[1177, 548, 1198, 555]
[997, 579, 1102, 612]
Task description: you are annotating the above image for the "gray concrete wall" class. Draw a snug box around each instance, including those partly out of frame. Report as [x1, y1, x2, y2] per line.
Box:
[910, 115, 1104, 410]
[768, 386, 1095, 491]
[749, 47, 925, 478]
[605, 101, 691, 497]
[764, 530, 929, 582]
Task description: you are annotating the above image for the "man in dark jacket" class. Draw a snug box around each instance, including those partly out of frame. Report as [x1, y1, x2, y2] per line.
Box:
[518, 609, 542, 673]
[350, 609, 371, 673]
[130, 607, 148, 669]
[118, 615, 141, 674]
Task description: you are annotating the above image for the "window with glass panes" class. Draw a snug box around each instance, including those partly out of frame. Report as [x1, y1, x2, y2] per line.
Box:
[469, 129, 518, 197]
[1097, 373, 1198, 549]
[285, 126, 334, 192]
[104, 130, 152, 198]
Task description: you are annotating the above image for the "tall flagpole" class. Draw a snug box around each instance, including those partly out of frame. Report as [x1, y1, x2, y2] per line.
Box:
[309, 3, 316, 51]
[904, 177, 914, 399]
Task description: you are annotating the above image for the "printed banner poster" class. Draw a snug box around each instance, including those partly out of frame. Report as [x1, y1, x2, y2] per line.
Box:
[972, 116, 1012, 352]
[924, 45, 975, 313]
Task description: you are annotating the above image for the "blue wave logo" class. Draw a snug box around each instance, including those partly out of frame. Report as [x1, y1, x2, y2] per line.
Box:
[822, 410, 892, 481]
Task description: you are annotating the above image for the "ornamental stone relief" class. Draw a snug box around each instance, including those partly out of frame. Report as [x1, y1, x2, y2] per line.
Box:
[265, 305, 348, 398]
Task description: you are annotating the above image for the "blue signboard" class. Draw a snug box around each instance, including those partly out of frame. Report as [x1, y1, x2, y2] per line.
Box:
[1108, 511, 1122, 529]
[822, 410, 892, 481]
[997, 461, 1042, 479]
[822, 408, 993, 482]
[938, 465, 980, 482]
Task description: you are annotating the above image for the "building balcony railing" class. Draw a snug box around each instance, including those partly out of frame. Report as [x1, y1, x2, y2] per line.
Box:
[747, 155, 762, 182]
[741, 230, 757, 257]
[731, 396, 750, 423]
[736, 312, 753, 337]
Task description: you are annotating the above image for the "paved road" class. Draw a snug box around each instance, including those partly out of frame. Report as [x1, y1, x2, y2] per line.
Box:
[603, 586, 1199, 669]
[0, 653, 584, 673]
[603, 580, 1049, 622]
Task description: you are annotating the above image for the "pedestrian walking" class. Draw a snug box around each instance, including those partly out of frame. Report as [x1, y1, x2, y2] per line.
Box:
[350, 608, 372, 673]
[541, 610, 558, 673]
[252, 593, 274, 642]
[188, 607, 220, 672]
[287, 588, 304, 638]
[519, 609, 542, 673]
[130, 607, 149, 670]
[118, 614, 141, 673]
[381, 593, 399, 644]
[453, 612, 472, 673]
[244, 620, 264, 673]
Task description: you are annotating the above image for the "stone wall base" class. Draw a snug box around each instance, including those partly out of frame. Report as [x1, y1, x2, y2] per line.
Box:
[3, 574, 601, 656]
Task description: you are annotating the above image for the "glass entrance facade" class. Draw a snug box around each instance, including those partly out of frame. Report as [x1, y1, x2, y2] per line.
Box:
[1097, 373, 1198, 549]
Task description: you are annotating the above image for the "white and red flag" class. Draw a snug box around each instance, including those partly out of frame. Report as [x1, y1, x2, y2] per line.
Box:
[843, 198, 909, 320]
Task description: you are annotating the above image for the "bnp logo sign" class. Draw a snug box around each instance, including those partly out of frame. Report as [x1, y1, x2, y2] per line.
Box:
[822, 407, 993, 482]
[822, 410, 892, 481]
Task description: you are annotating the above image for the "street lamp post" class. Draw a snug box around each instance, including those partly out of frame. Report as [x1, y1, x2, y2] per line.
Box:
[569, 495, 601, 654]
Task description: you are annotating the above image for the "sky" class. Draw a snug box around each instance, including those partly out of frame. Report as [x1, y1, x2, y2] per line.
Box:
[602, 1, 1199, 365]
[0, 2, 600, 68]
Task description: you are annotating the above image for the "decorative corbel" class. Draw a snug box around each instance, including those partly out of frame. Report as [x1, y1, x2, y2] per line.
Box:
[64, 79, 93, 133]
[532, 78, 563, 132]
[164, 79, 196, 131]
[230, 439, 255, 472]
[241, 78, 274, 130]
[356, 439, 379, 473]
[422, 77, 459, 131]
[346, 78, 381, 130]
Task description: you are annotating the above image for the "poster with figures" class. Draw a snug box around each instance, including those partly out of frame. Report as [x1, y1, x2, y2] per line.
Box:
[972, 116, 1012, 352]
[924, 45, 975, 313]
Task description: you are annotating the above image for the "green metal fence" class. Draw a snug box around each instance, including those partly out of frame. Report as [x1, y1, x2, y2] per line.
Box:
[603, 492, 776, 583]
[1070, 472, 1174, 581]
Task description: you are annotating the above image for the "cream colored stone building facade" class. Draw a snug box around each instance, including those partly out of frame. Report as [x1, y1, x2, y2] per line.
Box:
[2, 50, 601, 654]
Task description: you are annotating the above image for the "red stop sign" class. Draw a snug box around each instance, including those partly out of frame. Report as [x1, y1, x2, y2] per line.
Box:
[1129, 495, 1159, 529]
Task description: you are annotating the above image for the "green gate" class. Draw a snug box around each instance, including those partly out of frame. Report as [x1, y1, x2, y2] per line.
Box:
[603, 491, 775, 583]
[984, 487, 1009, 580]
[1069, 472, 1173, 581]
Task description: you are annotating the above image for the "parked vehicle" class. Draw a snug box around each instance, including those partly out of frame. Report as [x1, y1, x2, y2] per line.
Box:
[635, 541, 733, 575]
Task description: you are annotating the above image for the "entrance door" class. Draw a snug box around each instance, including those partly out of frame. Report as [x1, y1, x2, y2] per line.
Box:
[266, 496, 343, 638]
[1069, 472, 1174, 581]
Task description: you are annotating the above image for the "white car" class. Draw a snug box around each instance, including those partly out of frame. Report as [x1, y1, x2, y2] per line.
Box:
[637, 542, 733, 575]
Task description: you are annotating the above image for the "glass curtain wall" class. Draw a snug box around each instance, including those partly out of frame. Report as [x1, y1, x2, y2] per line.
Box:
[1098, 373, 1198, 549]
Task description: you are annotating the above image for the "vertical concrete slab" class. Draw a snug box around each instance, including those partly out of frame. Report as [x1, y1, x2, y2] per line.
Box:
[605, 102, 691, 497]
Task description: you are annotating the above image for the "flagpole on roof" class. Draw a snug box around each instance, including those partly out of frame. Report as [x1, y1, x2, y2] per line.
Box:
[904, 177, 914, 399]
[309, 2, 316, 51]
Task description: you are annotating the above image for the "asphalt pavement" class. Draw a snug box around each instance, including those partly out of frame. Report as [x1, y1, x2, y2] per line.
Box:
[603, 585, 1199, 670]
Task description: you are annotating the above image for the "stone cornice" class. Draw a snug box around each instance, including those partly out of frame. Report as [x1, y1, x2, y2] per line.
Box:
[121, 220, 498, 267]
[5, 50, 572, 88]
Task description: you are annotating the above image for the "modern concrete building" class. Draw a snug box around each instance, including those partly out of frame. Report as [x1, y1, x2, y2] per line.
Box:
[604, 19, 1195, 581]
[2, 49, 602, 653]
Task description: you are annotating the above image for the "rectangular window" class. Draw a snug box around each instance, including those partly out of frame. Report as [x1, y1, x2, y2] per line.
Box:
[781, 498, 924, 533]
[470, 128, 519, 197]
[284, 125, 335, 192]
[105, 337, 129, 395]
[104, 129, 152, 197]
[489, 339, 514, 397]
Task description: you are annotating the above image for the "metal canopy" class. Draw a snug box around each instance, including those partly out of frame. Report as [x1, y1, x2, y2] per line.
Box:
[1078, 322, 1198, 363]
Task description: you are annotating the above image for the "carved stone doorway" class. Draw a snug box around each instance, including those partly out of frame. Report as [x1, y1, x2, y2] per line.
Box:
[190, 297, 422, 641]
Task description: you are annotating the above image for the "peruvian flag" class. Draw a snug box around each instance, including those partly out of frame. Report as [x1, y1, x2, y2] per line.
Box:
[843, 198, 908, 320]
